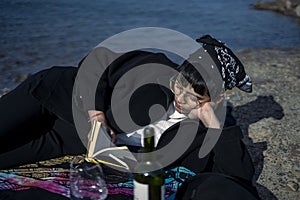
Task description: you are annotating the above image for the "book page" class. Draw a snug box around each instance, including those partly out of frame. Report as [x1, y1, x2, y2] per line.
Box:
[86, 120, 137, 170]
[86, 120, 111, 158]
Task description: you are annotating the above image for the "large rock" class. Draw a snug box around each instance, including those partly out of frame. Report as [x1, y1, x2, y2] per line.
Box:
[252, 0, 300, 18]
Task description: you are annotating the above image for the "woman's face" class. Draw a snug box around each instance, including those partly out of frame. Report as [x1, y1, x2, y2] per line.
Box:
[170, 76, 209, 114]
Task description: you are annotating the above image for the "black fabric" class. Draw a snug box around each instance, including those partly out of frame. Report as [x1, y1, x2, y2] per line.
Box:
[90, 49, 178, 133]
[157, 121, 258, 199]
[212, 126, 254, 181]
[0, 188, 69, 200]
[0, 48, 258, 198]
[157, 121, 255, 182]
[0, 48, 255, 177]
[0, 69, 86, 169]
[175, 173, 260, 200]
[31, 66, 79, 125]
[0, 49, 178, 169]
[32, 48, 178, 134]
[0, 70, 53, 153]
[196, 35, 252, 92]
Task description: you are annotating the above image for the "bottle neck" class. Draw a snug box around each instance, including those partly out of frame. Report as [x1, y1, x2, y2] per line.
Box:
[143, 130, 155, 153]
[136, 127, 163, 173]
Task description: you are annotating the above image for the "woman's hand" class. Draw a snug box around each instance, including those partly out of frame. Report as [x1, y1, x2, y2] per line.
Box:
[88, 110, 116, 143]
[188, 102, 220, 129]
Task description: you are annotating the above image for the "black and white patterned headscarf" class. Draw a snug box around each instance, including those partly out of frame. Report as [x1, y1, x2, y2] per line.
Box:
[196, 35, 252, 93]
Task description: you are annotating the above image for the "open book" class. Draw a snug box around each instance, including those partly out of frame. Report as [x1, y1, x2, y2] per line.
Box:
[86, 120, 137, 170]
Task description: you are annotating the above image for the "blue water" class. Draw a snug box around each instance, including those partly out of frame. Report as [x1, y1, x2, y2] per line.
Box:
[0, 0, 300, 88]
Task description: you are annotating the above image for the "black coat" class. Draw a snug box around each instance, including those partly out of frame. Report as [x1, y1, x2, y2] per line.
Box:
[0, 47, 259, 199]
[157, 120, 254, 181]
[30, 48, 255, 181]
[31, 48, 178, 133]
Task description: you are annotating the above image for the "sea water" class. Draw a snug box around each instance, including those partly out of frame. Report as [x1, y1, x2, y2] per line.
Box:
[0, 0, 299, 89]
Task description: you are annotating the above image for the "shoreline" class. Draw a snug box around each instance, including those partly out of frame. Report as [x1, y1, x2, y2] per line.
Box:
[1, 47, 300, 199]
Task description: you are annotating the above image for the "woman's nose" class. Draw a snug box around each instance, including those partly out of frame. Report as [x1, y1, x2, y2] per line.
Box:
[176, 93, 185, 103]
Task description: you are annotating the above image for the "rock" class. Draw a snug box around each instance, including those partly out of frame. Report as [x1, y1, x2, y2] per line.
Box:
[286, 0, 300, 9]
[286, 181, 299, 191]
[252, 0, 300, 18]
[296, 5, 300, 16]
[252, 1, 285, 11]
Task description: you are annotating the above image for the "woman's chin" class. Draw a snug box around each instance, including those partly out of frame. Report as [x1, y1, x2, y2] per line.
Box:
[175, 107, 182, 113]
[175, 106, 189, 114]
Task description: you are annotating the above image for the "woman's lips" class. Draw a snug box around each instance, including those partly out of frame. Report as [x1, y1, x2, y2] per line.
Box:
[175, 101, 182, 112]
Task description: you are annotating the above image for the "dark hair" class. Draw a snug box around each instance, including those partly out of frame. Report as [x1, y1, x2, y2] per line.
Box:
[177, 60, 211, 100]
[177, 59, 225, 102]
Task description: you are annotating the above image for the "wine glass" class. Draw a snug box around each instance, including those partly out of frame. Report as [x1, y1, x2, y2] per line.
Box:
[70, 156, 108, 200]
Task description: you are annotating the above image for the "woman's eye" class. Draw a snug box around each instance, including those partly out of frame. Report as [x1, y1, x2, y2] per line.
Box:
[188, 95, 198, 102]
[175, 84, 183, 92]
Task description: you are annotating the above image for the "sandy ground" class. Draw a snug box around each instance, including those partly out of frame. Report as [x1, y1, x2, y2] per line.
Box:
[226, 47, 300, 199]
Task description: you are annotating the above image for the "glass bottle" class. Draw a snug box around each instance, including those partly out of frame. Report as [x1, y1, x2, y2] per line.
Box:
[134, 127, 165, 200]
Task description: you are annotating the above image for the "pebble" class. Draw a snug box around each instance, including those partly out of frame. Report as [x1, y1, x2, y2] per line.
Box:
[286, 181, 299, 191]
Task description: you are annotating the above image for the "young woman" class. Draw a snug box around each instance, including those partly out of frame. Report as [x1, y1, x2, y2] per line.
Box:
[0, 35, 260, 199]
[0, 34, 251, 168]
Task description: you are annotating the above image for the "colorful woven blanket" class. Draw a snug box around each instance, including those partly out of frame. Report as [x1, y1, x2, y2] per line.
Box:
[0, 156, 195, 200]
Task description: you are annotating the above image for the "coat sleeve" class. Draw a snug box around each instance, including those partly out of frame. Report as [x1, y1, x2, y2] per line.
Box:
[75, 47, 122, 112]
[89, 50, 178, 133]
[30, 66, 78, 125]
[212, 125, 255, 182]
[76, 48, 178, 114]
[157, 122, 255, 182]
